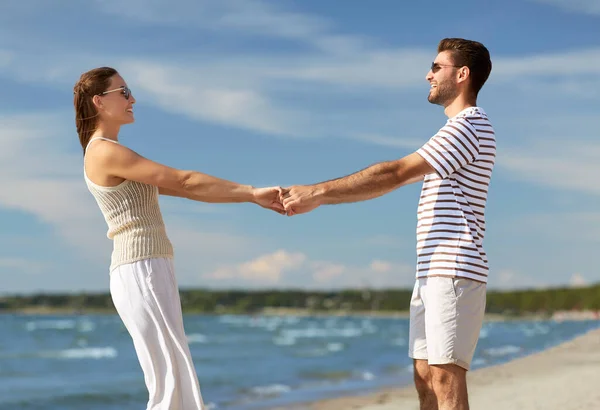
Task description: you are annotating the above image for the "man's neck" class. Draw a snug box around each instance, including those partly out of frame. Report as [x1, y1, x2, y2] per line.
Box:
[444, 95, 477, 118]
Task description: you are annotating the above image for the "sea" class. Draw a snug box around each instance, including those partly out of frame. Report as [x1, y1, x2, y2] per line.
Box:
[0, 313, 598, 410]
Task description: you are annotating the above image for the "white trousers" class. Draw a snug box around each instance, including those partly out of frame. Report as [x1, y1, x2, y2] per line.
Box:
[110, 258, 205, 410]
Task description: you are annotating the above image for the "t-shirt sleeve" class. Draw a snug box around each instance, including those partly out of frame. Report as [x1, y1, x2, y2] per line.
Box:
[416, 118, 480, 179]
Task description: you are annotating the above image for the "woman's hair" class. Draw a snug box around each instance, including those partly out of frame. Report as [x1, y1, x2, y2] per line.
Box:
[73, 67, 118, 154]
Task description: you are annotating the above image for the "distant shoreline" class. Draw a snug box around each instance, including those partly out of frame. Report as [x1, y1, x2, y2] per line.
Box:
[3, 306, 594, 322]
[2, 283, 598, 318]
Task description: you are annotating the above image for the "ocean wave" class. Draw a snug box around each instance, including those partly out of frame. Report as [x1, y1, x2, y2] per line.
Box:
[4, 390, 141, 408]
[40, 347, 118, 360]
[360, 371, 375, 380]
[248, 383, 291, 398]
[483, 345, 522, 357]
[219, 315, 300, 330]
[25, 319, 96, 333]
[187, 334, 208, 344]
[327, 342, 344, 352]
[391, 337, 406, 346]
[273, 336, 296, 346]
[26, 320, 77, 331]
[281, 327, 363, 339]
[302, 369, 353, 381]
[522, 323, 550, 337]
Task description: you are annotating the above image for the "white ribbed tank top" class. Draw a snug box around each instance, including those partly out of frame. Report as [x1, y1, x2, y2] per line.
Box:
[84, 137, 174, 272]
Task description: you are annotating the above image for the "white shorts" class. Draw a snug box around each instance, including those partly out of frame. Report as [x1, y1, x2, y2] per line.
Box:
[408, 276, 486, 370]
[110, 258, 205, 409]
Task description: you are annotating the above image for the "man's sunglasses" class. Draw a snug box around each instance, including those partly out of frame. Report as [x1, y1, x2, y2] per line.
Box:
[430, 62, 461, 73]
[98, 86, 132, 100]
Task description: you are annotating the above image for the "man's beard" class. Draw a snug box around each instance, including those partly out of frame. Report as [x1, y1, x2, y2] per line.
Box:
[428, 82, 458, 106]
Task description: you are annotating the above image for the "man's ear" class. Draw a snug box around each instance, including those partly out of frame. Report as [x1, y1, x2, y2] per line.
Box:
[457, 66, 470, 85]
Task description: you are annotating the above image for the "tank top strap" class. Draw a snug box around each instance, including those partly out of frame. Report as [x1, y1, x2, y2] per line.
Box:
[85, 137, 119, 153]
[83, 137, 120, 179]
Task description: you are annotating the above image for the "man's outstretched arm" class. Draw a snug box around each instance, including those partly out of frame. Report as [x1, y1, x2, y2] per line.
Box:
[281, 152, 434, 215]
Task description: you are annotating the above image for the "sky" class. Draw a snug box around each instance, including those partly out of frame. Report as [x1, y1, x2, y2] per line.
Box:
[0, 0, 599, 295]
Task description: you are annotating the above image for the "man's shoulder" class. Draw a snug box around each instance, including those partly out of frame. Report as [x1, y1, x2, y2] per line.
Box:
[452, 106, 489, 123]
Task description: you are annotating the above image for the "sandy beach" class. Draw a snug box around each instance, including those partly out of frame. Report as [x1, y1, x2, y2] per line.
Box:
[276, 326, 600, 410]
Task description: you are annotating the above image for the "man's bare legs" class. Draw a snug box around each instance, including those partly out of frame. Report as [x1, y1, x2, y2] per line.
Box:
[413, 359, 438, 410]
[430, 364, 469, 410]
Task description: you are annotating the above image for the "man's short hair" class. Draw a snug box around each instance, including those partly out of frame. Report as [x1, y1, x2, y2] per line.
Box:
[438, 38, 492, 97]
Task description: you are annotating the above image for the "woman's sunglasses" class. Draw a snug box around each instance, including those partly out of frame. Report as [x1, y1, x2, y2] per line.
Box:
[98, 86, 132, 100]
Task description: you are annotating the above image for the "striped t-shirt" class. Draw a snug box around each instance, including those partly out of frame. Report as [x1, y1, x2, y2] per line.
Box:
[415, 106, 496, 283]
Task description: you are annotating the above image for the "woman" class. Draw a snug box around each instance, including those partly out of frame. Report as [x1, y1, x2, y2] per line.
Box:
[73, 67, 284, 409]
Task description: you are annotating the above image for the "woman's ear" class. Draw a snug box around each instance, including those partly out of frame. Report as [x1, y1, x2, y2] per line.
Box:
[92, 94, 103, 110]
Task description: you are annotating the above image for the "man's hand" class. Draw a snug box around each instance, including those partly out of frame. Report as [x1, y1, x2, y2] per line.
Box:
[280, 186, 322, 216]
[253, 187, 286, 214]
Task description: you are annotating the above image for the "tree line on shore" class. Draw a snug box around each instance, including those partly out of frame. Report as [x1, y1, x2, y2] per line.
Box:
[1, 283, 598, 316]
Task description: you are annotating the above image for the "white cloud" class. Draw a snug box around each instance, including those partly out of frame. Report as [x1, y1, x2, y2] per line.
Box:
[120, 61, 297, 136]
[569, 273, 588, 288]
[0, 258, 44, 275]
[0, 50, 12, 67]
[206, 250, 306, 283]
[205, 251, 415, 288]
[501, 211, 600, 243]
[493, 48, 600, 78]
[348, 133, 424, 149]
[311, 261, 346, 283]
[529, 0, 600, 15]
[3, 0, 600, 155]
[370, 260, 393, 273]
[0, 112, 110, 261]
[500, 140, 600, 196]
[92, 0, 368, 55]
[489, 269, 547, 290]
[364, 235, 410, 249]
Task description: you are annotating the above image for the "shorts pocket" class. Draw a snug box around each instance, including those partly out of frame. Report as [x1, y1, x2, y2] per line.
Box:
[449, 277, 459, 299]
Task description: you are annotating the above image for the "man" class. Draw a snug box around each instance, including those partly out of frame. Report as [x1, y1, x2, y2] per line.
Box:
[280, 38, 494, 410]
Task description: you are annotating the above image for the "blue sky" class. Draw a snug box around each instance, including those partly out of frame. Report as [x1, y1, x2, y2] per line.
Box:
[1, 0, 599, 295]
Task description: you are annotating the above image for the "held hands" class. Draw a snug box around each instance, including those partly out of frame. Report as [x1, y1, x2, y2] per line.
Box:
[252, 185, 321, 216]
[280, 185, 321, 216]
[252, 187, 286, 215]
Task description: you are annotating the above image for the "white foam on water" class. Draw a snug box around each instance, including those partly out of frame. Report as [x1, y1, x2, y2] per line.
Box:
[327, 342, 344, 352]
[281, 327, 363, 339]
[42, 347, 118, 360]
[26, 320, 76, 331]
[361, 371, 375, 380]
[187, 334, 208, 344]
[484, 345, 521, 357]
[479, 327, 489, 339]
[76, 338, 88, 347]
[391, 337, 406, 346]
[78, 320, 96, 333]
[219, 315, 300, 332]
[273, 336, 296, 346]
[250, 384, 291, 397]
[360, 319, 378, 334]
[522, 323, 550, 337]
[324, 318, 338, 328]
